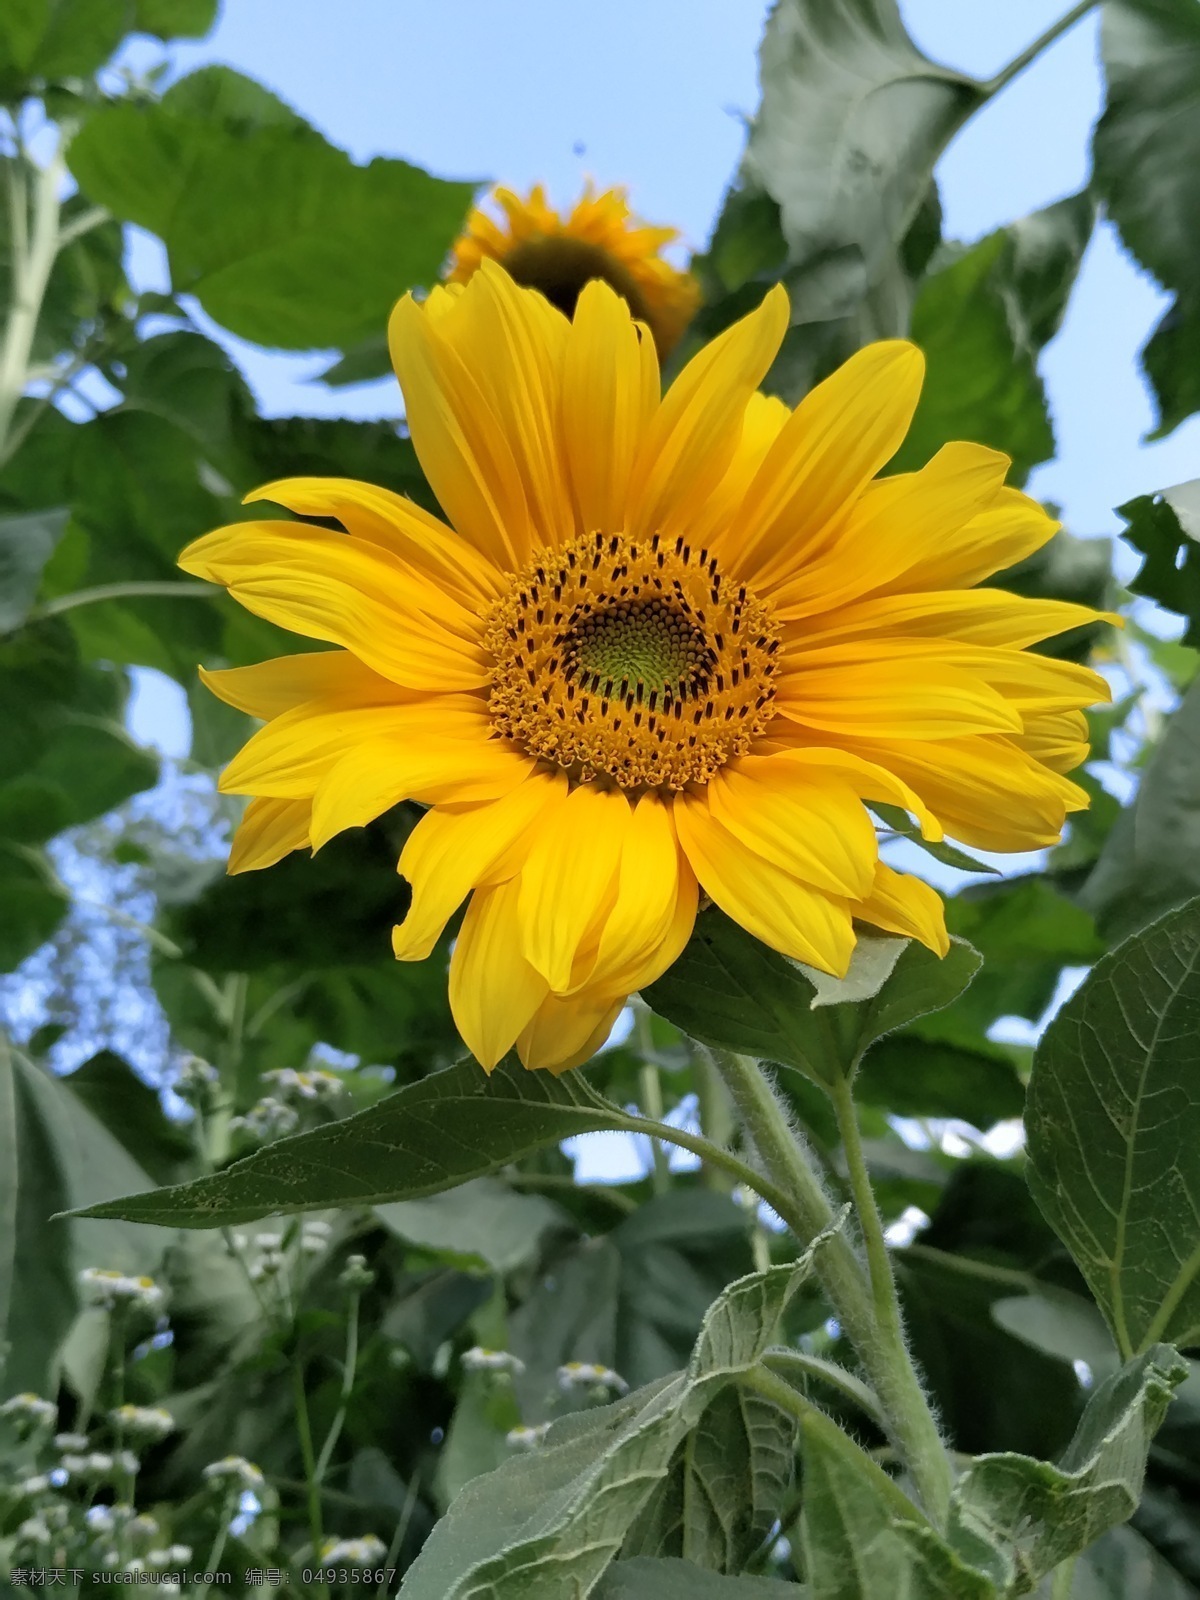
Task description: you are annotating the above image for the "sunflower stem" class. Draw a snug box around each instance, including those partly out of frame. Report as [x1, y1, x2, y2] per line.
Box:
[1051, 1554, 1078, 1599]
[983, 2, 1098, 98]
[0, 129, 67, 460]
[709, 1047, 953, 1526]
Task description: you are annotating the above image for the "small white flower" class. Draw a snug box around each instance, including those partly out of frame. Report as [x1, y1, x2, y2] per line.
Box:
[19, 1474, 51, 1495]
[169, 1544, 193, 1563]
[54, 1431, 90, 1451]
[86, 1451, 115, 1475]
[115, 1449, 141, 1476]
[59, 1453, 88, 1474]
[124, 1558, 147, 1574]
[556, 1361, 628, 1395]
[255, 1231, 284, 1250]
[17, 1516, 51, 1544]
[79, 1267, 165, 1312]
[339, 1253, 375, 1291]
[506, 1423, 550, 1449]
[128, 1512, 160, 1541]
[319, 1534, 388, 1567]
[1, 1392, 57, 1427]
[300, 1219, 332, 1254]
[86, 1505, 117, 1533]
[110, 1403, 175, 1441]
[461, 1346, 525, 1376]
[203, 1454, 265, 1489]
[147, 1543, 193, 1567]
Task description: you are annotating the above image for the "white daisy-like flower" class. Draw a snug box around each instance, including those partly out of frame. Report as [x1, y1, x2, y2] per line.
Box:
[461, 1347, 525, 1376]
[556, 1361, 629, 1395]
[506, 1423, 551, 1449]
[78, 1268, 165, 1313]
[110, 1404, 176, 1442]
[202, 1455, 265, 1490]
[319, 1534, 388, 1567]
[1, 1392, 57, 1427]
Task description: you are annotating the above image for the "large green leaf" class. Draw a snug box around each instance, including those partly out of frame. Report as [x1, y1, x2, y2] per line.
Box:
[597, 1560, 803, 1598]
[63, 1049, 195, 1185]
[0, 0, 127, 92]
[1093, 0, 1200, 436]
[799, 1406, 994, 1598]
[376, 1177, 571, 1275]
[0, 1039, 168, 1395]
[69, 66, 476, 350]
[1026, 897, 1200, 1355]
[0, 507, 68, 633]
[946, 1345, 1188, 1593]
[645, 909, 980, 1087]
[726, 0, 983, 395]
[69, 1056, 667, 1227]
[891, 194, 1094, 484]
[1118, 479, 1200, 648]
[0, 843, 68, 971]
[399, 1255, 815, 1600]
[621, 1384, 793, 1572]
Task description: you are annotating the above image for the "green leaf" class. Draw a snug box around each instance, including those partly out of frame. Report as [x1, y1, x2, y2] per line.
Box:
[67, 1056, 648, 1227]
[597, 1559, 803, 1598]
[891, 193, 1095, 483]
[799, 1407, 994, 1598]
[68, 66, 476, 350]
[742, 0, 983, 326]
[855, 1036, 1024, 1125]
[132, 0, 218, 39]
[872, 804, 1000, 876]
[376, 1177, 571, 1275]
[1093, 0, 1200, 436]
[1118, 479, 1200, 647]
[646, 908, 980, 1087]
[1073, 1524, 1200, 1600]
[63, 1049, 195, 1185]
[0, 1039, 168, 1395]
[0, 0, 129, 93]
[946, 1345, 1188, 1593]
[399, 1254, 816, 1600]
[0, 842, 68, 970]
[621, 1384, 794, 1572]
[1026, 896, 1200, 1355]
[316, 331, 393, 388]
[0, 507, 68, 633]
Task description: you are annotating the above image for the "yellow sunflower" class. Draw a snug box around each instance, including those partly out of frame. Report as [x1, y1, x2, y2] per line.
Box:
[447, 182, 700, 358]
[181, 263, 1112, 1075]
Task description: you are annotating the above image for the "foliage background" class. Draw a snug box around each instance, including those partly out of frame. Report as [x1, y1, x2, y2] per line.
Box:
[2, 0, 1200, 1595]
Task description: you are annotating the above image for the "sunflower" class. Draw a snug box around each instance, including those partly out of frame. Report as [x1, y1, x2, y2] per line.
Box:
[181, 263, 1111, 1075]
[447, 182, 700, 358]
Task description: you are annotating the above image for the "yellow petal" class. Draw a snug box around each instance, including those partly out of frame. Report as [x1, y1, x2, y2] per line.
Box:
[627, 285, 788, 539]
[673, 791, 855, 975]
[392, 771, 568, 961]
[1012, 709, 1091, 774]
[200, 652, 407, 720]
[839, 733, 1088, 852]
[886, 485, 1058, 592]
[856, 862, 949, 956]
[309, 735, 534, 851]
[775, 648, 1023, 739]
[517, 990, 627, 1075]
[447, 259, 574, 549]
[761, 744, 945, 842]
[516, 784, 630, 991]
[596, 856, 700, 997]
[734, 340, 925, 592]
[769, 441, 1009, 618]
[227, 797, 311, 873]
[934, 645, 1111, 719]
[574, 791, 683, 994]
[794, 588, 1118, 651]
[245, 477, 504, 605]
[450, 879, 550, 1070]
[179, 521, 489, 691]
[562, 278, 657, 536]
[706, 756, 877, 897]
[218, 696, 487, 798]
[389, 289, 533, 570]
[687, 390, 791, 553]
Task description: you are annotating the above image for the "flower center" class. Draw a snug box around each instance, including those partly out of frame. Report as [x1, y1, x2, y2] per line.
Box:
[485, 529, 780, 790]
[500, 236, 650, 323]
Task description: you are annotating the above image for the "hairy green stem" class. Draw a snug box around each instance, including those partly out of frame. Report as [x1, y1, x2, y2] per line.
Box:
[0, 139, 66, 455]
[984, 2, 1098, 97]
[710, 1048, 953, 1526]
[634, 1004, 671, 1193]
[193, 1487, 237, 1600]
[1051, 1554, 1078, 1599]
[762, 1348, 885, 1429]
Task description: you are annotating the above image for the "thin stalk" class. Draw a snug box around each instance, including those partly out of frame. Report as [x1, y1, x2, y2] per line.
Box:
[1052, 1554, 1078, 1599]
[0, 139, 66, 454]
[193, 1487, 237, 1600]
[633, 1003, 671, 1192]
[312, 1291, 361, 1486]
[694, 1044, 735, 1189]
[830, 1072, 907, 1359]
[293, 1357, 329, 1594]
[376, 1471, 421, 1598]
[984, 2, 1098, 97]
[762, 1348, 885, 1429]
[613, 1105, 799, 1225]
[710, 1048, 953, 1526]
[31, 579, 217, 619]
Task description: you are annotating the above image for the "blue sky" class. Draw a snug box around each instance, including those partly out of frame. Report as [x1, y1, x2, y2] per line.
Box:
[124, 0, 1200, 749]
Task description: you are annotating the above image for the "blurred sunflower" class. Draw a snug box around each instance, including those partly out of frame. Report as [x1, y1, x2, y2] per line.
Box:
[447, 182, 700, 357]
[181, 264, 1112, 1075]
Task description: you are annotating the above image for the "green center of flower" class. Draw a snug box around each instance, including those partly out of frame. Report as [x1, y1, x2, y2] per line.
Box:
[567, 597, 708, 698]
